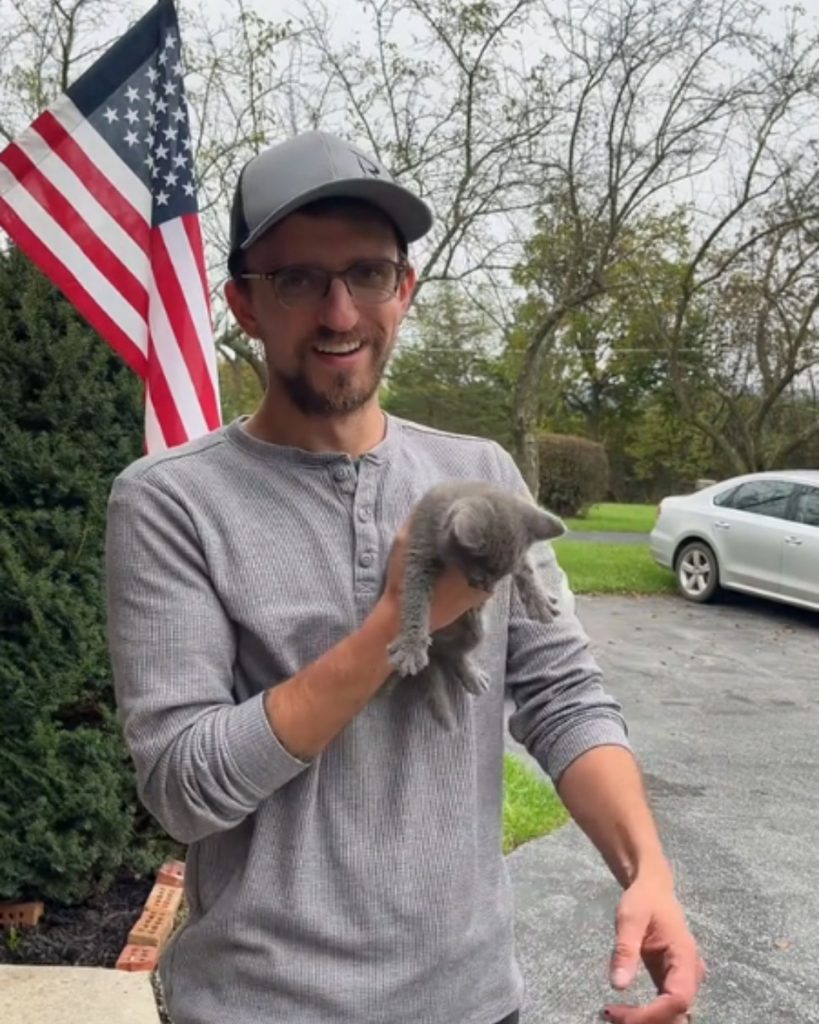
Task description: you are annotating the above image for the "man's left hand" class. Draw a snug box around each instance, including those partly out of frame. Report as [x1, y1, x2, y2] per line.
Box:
[602, 875, 706, 1024]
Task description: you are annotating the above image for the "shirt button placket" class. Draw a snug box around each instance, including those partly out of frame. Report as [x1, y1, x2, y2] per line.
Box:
[353, 462, 380, 602]
[333, 462, 356, 495]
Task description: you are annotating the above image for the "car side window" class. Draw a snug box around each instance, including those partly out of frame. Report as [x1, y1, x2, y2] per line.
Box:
[722, 480, 796, 520]
[713, 486, 738, 507]
[792, 487, 819, 527]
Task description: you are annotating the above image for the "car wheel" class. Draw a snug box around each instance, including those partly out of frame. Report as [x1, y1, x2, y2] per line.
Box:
[675, 541, 720, 603]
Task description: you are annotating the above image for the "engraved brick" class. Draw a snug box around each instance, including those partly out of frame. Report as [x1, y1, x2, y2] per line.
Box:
[146, 883, 183, 918]
[128, 909, 173, 949]
[0, 901, 44, 929]
[156, 859, 185, 888]
[116, 942, 160, 971]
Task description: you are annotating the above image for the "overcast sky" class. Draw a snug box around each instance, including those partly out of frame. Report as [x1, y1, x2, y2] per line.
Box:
[1, 0, 813, 293]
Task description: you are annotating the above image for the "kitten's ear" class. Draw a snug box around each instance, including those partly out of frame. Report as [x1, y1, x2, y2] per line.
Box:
[521, 501, 565, 541]
[448, 497, 488, 551]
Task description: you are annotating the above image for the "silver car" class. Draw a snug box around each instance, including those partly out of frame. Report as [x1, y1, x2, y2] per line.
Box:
[650, 470, 819, 611]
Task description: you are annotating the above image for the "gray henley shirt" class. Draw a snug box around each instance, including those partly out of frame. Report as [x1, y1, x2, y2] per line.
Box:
[104, 413, 630, 1024]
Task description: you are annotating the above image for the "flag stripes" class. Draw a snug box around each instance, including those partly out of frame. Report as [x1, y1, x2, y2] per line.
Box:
[0, 0, 220, 453]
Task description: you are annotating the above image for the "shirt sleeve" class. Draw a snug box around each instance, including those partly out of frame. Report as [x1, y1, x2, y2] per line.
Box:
[491, 444, 631, 783]
[105, 472, 310, 845]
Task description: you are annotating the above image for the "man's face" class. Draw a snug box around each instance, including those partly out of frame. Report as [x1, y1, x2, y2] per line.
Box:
[225, 210, 416, 417]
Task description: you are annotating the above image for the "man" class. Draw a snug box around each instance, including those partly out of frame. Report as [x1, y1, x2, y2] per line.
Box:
[105, 130, 703, 1024]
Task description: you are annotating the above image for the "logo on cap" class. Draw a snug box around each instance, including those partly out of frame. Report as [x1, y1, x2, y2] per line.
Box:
[354, 151, 382, 178]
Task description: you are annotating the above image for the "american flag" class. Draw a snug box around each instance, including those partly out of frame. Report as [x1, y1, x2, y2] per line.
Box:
[0, 0, 221, 454]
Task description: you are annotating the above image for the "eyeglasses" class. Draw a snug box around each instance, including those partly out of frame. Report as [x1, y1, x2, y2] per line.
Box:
[239, 258, 408, 309]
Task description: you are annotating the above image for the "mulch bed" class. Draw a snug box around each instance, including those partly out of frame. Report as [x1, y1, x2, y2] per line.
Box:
[0, 875, 153, 968]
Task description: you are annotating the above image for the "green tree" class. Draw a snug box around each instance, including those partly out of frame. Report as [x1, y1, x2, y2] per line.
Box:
[622, 393, 718, 500]
[508, 199, 695, 493]
[507, 2, 819, 495]
[383, 283, 512, 446]
[0, 246, 173, 905]
[557, 217, 689, 438]
[666, 224, 819, 473]
[507, 210, 701, 494]
[218, 353, 264, 423]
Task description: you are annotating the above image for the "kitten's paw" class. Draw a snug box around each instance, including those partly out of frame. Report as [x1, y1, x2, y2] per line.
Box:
[454, 656, 490, 695]
[464, 666, 491, 695]
[526, 589, 561, 621]
[388, 637, 431, 677]
[545, 591, 562, 618]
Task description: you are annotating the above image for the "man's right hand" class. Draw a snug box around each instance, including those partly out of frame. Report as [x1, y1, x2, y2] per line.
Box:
[380, 522, 490, 635]
[264, 518, 491, 762]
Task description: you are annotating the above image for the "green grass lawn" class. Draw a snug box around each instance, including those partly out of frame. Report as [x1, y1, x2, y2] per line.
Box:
[502, 753, 569, 853]
[553, 538, 677, 595]
[565, 502, 657, 534]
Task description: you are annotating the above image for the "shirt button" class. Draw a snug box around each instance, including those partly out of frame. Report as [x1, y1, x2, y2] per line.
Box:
[358, 507, 372, 522]
[333, 466, 349, 482]
[359, 552, 374, 568]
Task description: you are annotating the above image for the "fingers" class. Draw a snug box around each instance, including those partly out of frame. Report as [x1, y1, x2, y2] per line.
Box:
[603, 992, 690, 1024]
[604, 944, 703, 1024]
[610, 903, 650, 991]
[656, 943, 700, 1007]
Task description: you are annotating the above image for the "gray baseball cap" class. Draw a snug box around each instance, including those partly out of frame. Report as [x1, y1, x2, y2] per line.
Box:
[228, 131, 433, 272]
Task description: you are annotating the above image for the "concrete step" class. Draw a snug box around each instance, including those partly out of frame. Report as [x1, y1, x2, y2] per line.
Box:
[0, 965, 160, 1024]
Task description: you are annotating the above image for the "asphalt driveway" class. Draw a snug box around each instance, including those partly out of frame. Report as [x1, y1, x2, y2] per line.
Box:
[505, 591, 819, 1024]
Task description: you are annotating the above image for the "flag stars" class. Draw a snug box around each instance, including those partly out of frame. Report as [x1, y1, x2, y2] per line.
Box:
[96, 39, 197, 217]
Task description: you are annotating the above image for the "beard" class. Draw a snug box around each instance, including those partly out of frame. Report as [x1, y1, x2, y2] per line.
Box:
[273, 327, 392, 417]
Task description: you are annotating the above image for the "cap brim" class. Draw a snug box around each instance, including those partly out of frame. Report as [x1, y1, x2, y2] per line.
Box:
[239, 178, 433, 252]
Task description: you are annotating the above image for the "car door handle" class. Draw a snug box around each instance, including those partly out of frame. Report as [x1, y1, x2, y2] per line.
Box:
[713, 521, 731, 530]
[784, 536, 803, 546]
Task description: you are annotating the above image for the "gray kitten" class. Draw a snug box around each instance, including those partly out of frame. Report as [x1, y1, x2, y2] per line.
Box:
[385, 480, 566, 729]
